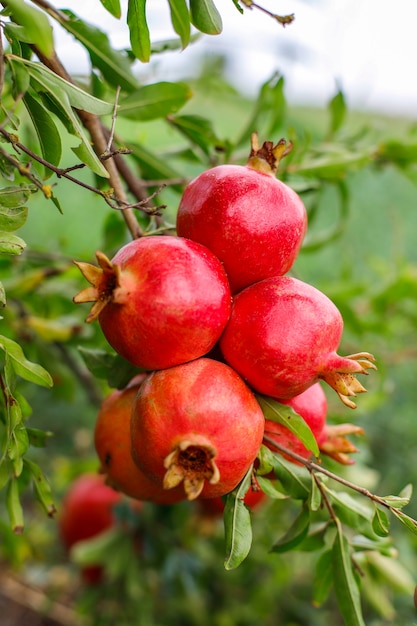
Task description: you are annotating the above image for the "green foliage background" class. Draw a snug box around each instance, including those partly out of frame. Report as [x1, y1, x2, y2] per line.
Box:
[1, 1, 417, 625]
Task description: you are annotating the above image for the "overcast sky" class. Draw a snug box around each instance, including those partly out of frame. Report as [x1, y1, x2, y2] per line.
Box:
[50, 0, 417, 116]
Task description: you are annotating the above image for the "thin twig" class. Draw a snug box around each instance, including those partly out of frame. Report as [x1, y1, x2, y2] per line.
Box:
[105, 85, 121, 154]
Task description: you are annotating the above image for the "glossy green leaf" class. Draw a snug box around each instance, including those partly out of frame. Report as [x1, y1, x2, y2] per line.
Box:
[167, 0, 190, 48]
[332, 520, 365, 626]
[190, 0, 222, 34]
[271, 504, 310, 553]
[223, 467, 253, 570]
[0, 205, 28, 232]
[0, 335, 53, 387]
[313, 549, 333, 606]
[309, 474, 322, 512]
[391, 509, 417, 536]
[0, 232, 26, 255]
[4, 0, 54, 58]
[328, 89, 346, 135]
[6, 476, 24, 534]
[127, 0, 151, 63]
[8, 425, 29, 460]
[5, 41, 30, 97]
[256, 475, 288, 500]
[0, 184, 35, 208]
[380, 483, 412, 509]
[24, 458, 56, 517]
[255, 444, 275, 475]
[168, 114, 221, 155]
[99, 0, 121, 18]
[327, 489, 372, 529]
[23, 91, 62, 171]
[258, 395, 319, 457]
[271, 455, 310, 500]
[8, 394, 22, 430]
[372, 505, 390, 537]
[118, 82, 192, 121]
[59, 10, 138, 92]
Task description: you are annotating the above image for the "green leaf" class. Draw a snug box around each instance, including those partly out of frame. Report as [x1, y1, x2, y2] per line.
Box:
[26, 428, 53, 448]
[380, 484, 413, 509]
[59, 10, 139, 92]
[256, 475, 288, 500]
[127, 0, 151, 63]
[271, 503, 310, 553]
[4, 0, 54, 58]
[167, 0, 190, 48]
[118, 82, 192, 121]
[23, 91, 62, 171]
[332, 520, 365, 626]
[271, 455, 310, 500]
[168, 114, 221, 155]
[223, 467, 253, 570]
[372, 505, 390, 537]
[257, 395, 319, 457]
[390, 509, 417, 536]
[99, 0, 121, 19]
[0, 458, 12, 490]
[255, 443, 275, 475]
[24, 458, 56, 517]
[0, 205, 28, 232]
[313, 549, 333, 607]
[0, 231, 26, 255]
[8, 425, 29, 460]
[6, 476, 24, 534]
[190, 0, 222, 34]
[72, 526, 123, 566]
[129, 141, 184, 191]
[309, 474, 322, 512]
[328, 89, 346, 135]
[0, 335, 53, 387]
[0, 184, 35, 208]
[327, 489, 372, 529]
[0, 282, 6, 308]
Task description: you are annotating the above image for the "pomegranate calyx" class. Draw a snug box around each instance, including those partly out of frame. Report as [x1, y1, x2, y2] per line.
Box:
[163, 438, 220, 501]
[319, 423, 365, 465]
[320, 352, 377, 409]
[73, 251, 122, 323]
[246, 132, 293, 175]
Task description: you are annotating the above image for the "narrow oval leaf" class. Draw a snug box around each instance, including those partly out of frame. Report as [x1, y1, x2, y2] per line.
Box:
[332, 520, 365, 626]
[4, 0, 54, 58]
[118, 82, 192, 121]
[127, 0, 151, 63]
[0, 205, 28, 232]
[0, 232, 26, 255]
[271, 504, 310, 553]
[8, 425, 29, 460]
[6, 476, 24, 534]
[271, 455, 310, 500]
[26, 428, 53, 448]
[23, 92, 62, 172]
[328, 89, 347, 136]
[0, 184, 34, 208]
[168, 114, 220, 155]
[99, 0, 121, 19]
[372, 505, 390, 537]
[309, 474, 322, 512]
[0, 335, 53, 387]
[224, 467, 253, 570]
[256, 475, 288, 500]
[190, 0, 222, 34]
[24, 458, 56, 517]
[59, 10, 139, 92]
[257, 395, 319, 457]
[391, 509, 417, 536]
[167, 0, 190, 48]
[313, 549, 333, 607]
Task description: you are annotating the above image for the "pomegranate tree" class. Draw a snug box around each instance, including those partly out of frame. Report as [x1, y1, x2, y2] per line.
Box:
[220, 275, 376, 408]
[130, 358, 264, 500]
[73, 235, 232, 370]
[176, 134, 307, 293]
[94, 375, 186, 505]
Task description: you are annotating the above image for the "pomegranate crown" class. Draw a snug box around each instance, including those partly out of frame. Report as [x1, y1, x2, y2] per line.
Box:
[246, 132, 293, 175]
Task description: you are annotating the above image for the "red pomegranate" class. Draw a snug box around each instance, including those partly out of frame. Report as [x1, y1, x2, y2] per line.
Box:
[73, 236, 232, 370]
[220, 276, 376, 408]
[58, 473, 125, 584]
[176, 134, 307, 293]
[94, 375, 185, 505]
[130, 358, 265, 500]
[263, 383, 328, 465]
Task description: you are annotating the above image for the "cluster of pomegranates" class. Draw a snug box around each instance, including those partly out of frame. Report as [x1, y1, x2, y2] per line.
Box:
[69, 133, 376, 550]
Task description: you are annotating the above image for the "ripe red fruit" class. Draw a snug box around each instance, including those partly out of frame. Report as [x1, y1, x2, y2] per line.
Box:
[130, 358, 265, 500]
[73, 235, 232, 370]
[220, 276, 376, 408]
[58, 473, 125, 584]
[176, 134, 307, 293]
[94, 375, 186, 505]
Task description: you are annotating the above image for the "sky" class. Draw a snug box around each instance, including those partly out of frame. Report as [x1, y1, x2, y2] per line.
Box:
[48, 0, 417, 116]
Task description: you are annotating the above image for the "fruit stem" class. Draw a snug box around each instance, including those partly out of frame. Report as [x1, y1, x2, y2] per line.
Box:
[246, 132, 293, 175]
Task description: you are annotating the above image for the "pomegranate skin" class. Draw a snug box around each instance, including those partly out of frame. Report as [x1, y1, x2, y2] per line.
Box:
[130, 358, 264, 500]
[263, 383, 328, 465]
[94, 376, 186, 505]
[220, 276, 376, 407]
[74, 236, 232, 370]
[176, 164, 307, 293]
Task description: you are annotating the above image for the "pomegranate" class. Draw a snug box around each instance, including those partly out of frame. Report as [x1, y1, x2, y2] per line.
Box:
[73, 235, 232, 370]
[130, 358, 265, 500]
[176, 133, 307, 293]
[94, 375, 185, 505]
[58, 473, 125, 584]
[219, 275, 376, 408]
